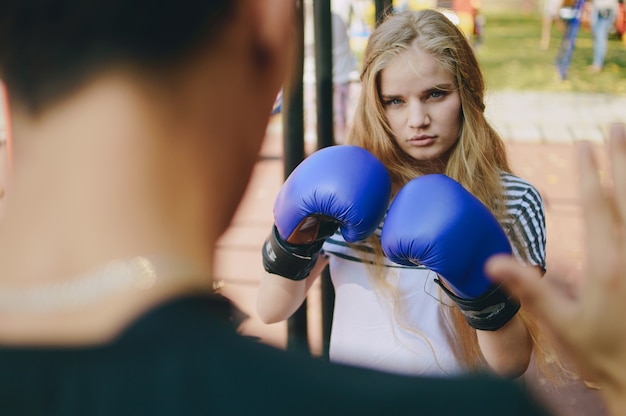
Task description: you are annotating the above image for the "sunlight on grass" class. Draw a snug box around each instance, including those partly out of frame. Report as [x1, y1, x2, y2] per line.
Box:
[476, 13, 626, 93]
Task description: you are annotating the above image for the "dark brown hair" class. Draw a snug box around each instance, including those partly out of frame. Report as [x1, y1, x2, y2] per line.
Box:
[0, 0, 233, 114]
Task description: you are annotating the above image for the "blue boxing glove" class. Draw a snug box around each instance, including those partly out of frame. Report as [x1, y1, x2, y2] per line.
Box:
[381, 174, 519, 331]
[262, 145, 391, 281]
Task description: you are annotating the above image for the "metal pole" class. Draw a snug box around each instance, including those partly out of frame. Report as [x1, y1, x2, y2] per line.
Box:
[283, 1, 310, 356]
[313, 0, 335, 360]
[314, 0, 334, 150]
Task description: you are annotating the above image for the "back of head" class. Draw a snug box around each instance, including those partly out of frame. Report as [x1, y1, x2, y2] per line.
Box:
[0, 0, 294, 348]
[0, 0, 233, 115]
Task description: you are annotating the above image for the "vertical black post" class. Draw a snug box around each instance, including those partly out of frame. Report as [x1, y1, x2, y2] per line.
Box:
[314, 0, 334, 150]
[374, 0, 393, 26]
[313, 0, 335, 360]
[284, 0, 310, 356]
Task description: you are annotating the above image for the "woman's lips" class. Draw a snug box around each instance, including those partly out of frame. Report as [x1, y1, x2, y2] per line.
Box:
[408, 135, 435, 147]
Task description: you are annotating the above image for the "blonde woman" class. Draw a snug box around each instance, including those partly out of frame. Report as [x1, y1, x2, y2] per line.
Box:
[259, 9, 557, 380]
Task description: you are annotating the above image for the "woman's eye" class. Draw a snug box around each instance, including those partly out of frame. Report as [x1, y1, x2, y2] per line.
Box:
[429, 90, 446, 99]
[384, 98, 403, 106]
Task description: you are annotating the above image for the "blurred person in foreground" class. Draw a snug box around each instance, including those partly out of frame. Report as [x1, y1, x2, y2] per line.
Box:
[487, 123, 626, 416]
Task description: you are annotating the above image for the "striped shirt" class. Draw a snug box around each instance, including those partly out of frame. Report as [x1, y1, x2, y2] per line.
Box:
[322, 172, 546, 377]
[499, 172, 546, 270]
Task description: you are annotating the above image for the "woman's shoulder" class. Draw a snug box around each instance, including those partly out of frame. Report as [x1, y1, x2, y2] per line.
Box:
[498, 171, 545, 217]
[499, 171, 542, 197]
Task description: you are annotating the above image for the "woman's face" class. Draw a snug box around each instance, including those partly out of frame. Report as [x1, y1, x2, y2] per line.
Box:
[380, 47, 462, 171]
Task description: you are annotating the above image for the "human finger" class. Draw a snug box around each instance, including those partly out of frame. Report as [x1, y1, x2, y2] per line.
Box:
[485, 255, 577, 334]
[607, 123, 626, 225]
[577, 140, 618, 278]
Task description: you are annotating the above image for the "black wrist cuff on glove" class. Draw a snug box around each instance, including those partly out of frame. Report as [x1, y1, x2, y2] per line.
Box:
[435, 279, 520, 331]
[262, 225, 324, 281]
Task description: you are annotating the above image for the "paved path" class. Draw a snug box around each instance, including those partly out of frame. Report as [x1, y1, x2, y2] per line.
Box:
[485, 90, 626, 144]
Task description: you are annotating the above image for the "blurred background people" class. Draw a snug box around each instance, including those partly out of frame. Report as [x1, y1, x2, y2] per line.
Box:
[331, 11, 358, 143]
[540, 0, 565, 50]
[589, 0, 619, 72]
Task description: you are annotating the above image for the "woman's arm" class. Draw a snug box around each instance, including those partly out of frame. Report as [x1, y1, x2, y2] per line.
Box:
[257, 254, 330, 324]
[476, 311, 533, 378]
[476, 264, 545, 378]
[473, 174, 547, 376]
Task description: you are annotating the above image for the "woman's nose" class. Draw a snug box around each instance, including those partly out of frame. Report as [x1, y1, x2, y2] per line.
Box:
[408, 102, 430, 129]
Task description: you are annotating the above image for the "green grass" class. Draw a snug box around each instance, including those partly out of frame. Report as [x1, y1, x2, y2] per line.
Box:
[475, 13, 626, 93]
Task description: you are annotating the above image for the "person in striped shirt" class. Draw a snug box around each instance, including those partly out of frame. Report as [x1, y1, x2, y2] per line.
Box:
[258, 9, 565, 382]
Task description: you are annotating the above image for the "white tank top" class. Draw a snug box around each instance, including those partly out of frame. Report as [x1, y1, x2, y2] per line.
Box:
[326, 245, 465, 377]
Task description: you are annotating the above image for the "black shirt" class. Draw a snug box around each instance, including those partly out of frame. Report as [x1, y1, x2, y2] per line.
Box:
[0, 295, 550, 416]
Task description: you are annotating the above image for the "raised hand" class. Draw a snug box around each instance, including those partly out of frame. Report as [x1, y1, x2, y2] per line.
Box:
[486, 123, 626, 416]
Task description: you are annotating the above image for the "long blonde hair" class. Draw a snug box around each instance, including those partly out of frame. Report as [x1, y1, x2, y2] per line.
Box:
[347, 9, 566, 381]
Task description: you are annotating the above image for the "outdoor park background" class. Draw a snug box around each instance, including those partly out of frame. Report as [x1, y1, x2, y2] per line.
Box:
[0, 1, 624, 415]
